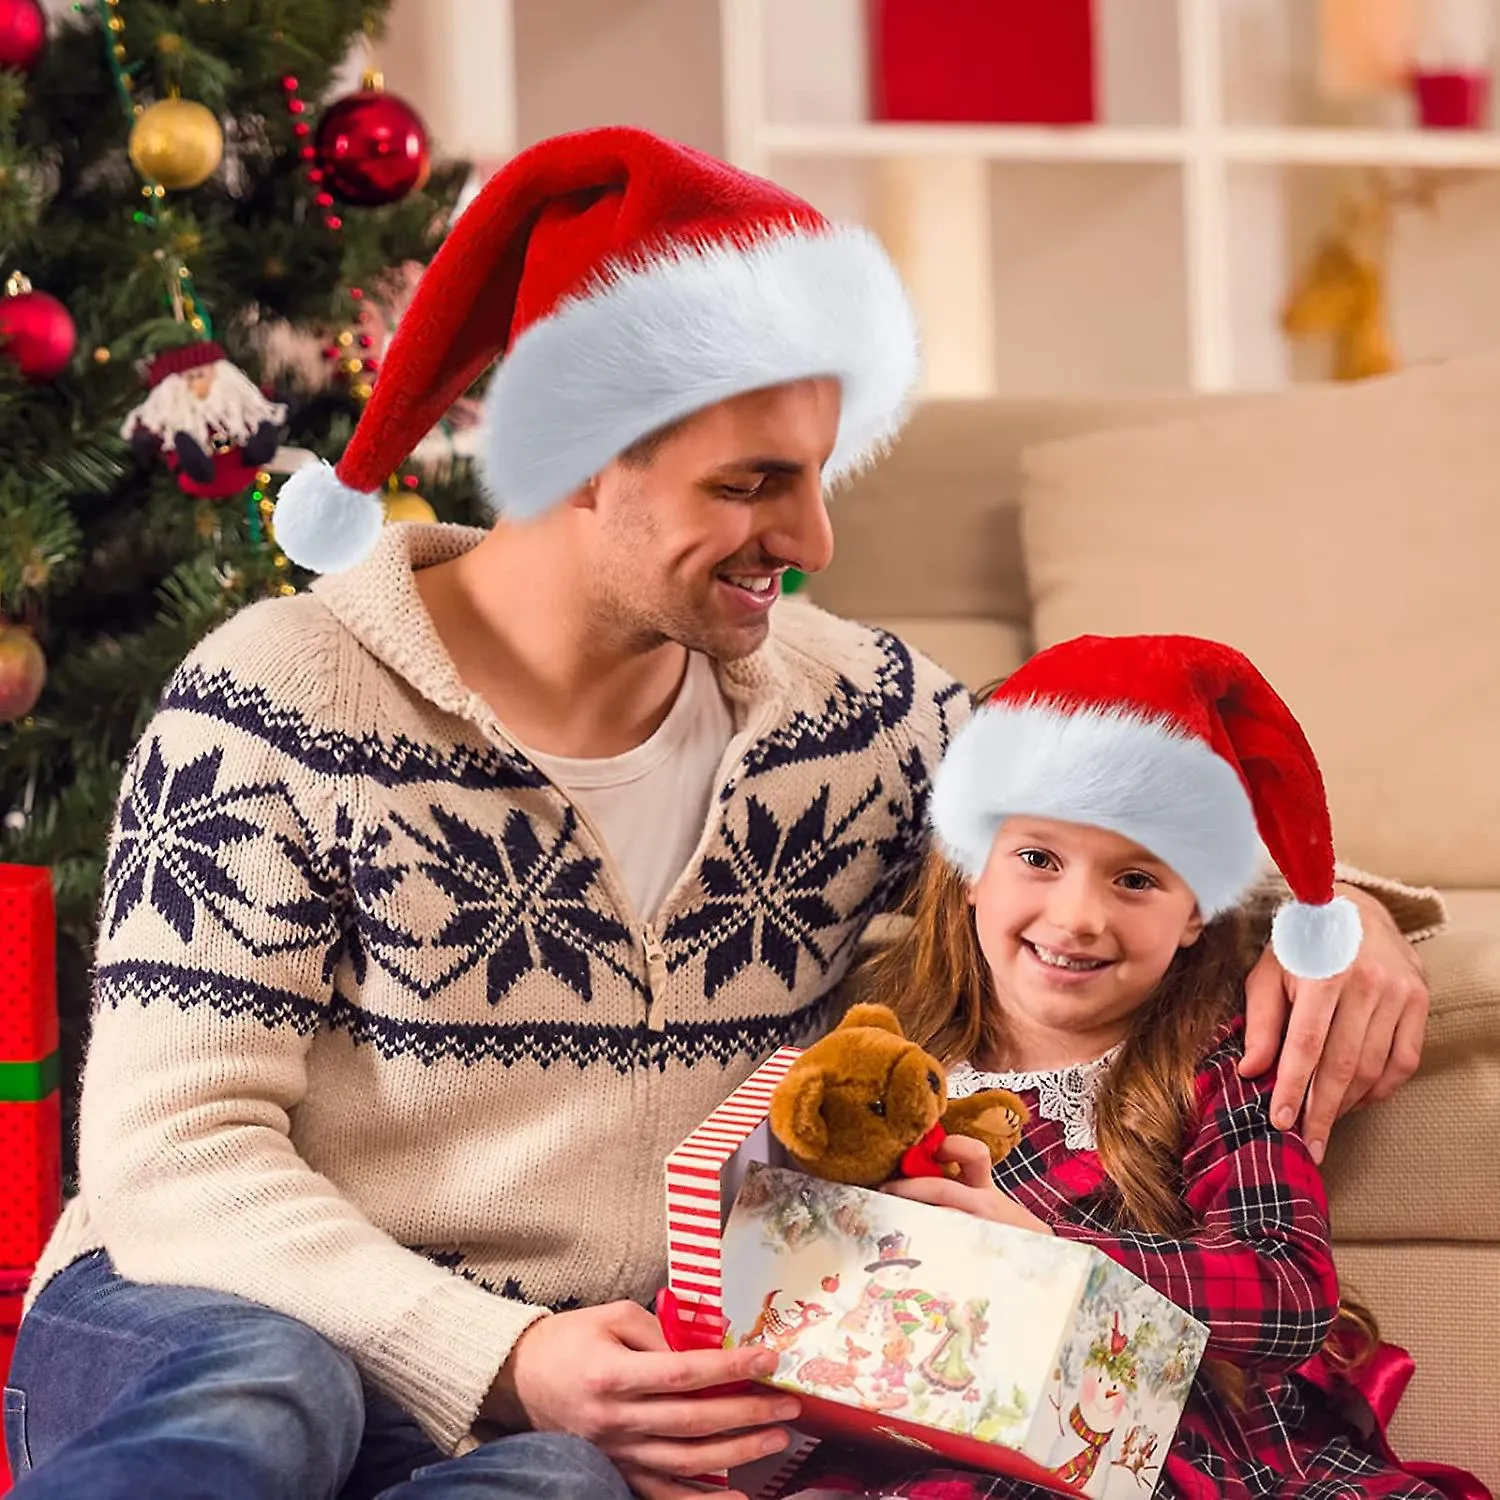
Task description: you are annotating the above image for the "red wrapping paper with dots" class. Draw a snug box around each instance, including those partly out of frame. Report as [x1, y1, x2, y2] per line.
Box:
[0, 864, 61, 1271]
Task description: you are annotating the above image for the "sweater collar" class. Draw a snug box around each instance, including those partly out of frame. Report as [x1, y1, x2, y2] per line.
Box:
[311, 523, 488, 720]
[310, 522, 789, 729]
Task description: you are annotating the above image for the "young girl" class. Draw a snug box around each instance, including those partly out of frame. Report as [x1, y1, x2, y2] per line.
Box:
[781, 634, 1486, 1500]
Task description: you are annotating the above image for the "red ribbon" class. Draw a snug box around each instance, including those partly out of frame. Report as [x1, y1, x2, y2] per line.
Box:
[1298, 1340, 1492, 1500]
[900, 1121, 950, 1180]
[655, 1288, 753, 1398]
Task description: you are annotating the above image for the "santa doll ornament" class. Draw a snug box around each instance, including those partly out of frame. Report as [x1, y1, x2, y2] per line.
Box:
[121, 342, 287, 500]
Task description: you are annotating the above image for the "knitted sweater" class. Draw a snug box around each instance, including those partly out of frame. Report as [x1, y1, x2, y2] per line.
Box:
[30, 525, 969, 1454]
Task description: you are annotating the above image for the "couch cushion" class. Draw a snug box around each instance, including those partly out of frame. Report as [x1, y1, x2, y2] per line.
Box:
[1435, 887, 1500, 931]
[809, 394, 1259, 626]
[1331, 1243, 1499, 1484]
[1322, 922, 1500, 1242]
[1020, 354, 1500, 888]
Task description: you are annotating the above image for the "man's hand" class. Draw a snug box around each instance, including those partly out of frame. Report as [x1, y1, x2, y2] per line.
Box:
[882, 1135, 1052, 1236]
[482, 1301, 799, 1500]
[1240, 886, 1429, 1163]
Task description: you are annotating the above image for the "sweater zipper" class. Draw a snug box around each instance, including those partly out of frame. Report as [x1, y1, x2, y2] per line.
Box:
[641, 923, 669, 1030]
[465, 699, 663, 1020]
[557, 797, 664, 1022]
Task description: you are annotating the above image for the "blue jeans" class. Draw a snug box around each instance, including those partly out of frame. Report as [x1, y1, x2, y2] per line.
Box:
[2, 1251, 632, 1499]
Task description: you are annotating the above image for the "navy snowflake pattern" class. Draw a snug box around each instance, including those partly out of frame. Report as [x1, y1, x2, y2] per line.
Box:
[268, 805, 407, 987]
[382, 802, 639, 1005]
[663, 784, 878, 997]
[105, 739, 330, 955]
[865, 742, 937, 919]
[734, 629, 958, 782]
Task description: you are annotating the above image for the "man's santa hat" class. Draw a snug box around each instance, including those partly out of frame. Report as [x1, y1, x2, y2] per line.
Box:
[272, 125, 920, 574]
[929, 634, 1362, 980]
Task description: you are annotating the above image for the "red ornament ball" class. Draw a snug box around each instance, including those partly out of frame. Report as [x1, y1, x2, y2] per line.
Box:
[0, 0, 46, 76]
[315, 81, 430, 208]
[0, 286, 75, 382]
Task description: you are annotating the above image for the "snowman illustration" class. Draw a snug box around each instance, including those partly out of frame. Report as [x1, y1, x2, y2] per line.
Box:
[838, 1232, 950, 1408]
[1047, 1312, 1139, 1494]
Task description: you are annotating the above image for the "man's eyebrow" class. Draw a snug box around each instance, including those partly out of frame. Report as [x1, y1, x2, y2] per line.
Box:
[709, 456, 807, 478]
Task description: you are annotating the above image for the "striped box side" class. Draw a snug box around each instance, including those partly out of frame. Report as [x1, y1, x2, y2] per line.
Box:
[664, 1047, 802, 1319]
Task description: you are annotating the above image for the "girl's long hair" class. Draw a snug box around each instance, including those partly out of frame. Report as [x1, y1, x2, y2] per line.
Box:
[852, 850, 1376, 1405]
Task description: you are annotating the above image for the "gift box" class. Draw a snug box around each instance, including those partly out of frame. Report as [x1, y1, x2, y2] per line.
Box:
[868, 0, 1096, 126]
[0, 865, 61, 1270]
[664, 1052, 1208, 1498]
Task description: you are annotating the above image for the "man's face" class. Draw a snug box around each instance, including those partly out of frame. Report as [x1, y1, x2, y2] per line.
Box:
[583, 377, 839, 661]
[184, 366, 216, 400]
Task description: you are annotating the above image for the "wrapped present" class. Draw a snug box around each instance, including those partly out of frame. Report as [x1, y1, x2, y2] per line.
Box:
[0, 864, 61, 1270]
[664, 1053, 1208, 1498]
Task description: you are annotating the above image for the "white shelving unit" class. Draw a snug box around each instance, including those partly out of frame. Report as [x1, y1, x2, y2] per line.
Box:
[716, 0, 1500, 394]
[379, 0, 1500, 396]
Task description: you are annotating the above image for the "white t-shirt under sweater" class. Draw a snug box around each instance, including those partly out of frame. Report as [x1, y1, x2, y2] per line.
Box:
[521, 651, 736, 922]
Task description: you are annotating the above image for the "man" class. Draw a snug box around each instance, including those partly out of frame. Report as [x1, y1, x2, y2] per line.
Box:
[4, 127, 1438, 1500]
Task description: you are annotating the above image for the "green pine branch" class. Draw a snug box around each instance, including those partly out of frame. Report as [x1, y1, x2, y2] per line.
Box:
[0, 0, 483, 1175]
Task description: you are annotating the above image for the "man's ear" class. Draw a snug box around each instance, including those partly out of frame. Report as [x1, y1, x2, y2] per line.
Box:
[770, 1068, 828, 1162]
[567, 474, 602, 512]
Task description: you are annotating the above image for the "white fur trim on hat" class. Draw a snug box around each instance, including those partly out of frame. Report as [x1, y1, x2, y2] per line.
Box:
[1271, 896, 1362, 980]
[929, 703, 1265, 918]
[477, 223, 920, 519]
[272, 460, 385, 574]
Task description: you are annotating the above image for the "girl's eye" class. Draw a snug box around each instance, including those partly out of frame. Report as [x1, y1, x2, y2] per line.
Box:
[1017, 848, 1055, 871]
[1118, 870, 1158, 892]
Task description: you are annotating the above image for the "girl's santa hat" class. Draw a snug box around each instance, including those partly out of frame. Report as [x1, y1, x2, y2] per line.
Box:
[930, 634, 1362, 980]
[272, 125, 920, 574]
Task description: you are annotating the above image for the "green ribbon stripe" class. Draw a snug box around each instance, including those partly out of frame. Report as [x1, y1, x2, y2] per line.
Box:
[0, 1053, 59, 1103]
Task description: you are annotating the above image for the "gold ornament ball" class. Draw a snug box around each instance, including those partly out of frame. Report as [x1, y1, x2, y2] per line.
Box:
[384, 493, 438, 526]
[128, 98, 224, 191]
[93, 345, 111, 363]
[0, 623, 47, 724]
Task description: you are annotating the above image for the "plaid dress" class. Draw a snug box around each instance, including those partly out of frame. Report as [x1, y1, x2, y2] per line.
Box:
[783, 1023, 1486, 1500]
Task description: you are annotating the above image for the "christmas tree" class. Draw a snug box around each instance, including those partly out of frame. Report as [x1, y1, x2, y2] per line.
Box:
[0, 0, 486, 1173]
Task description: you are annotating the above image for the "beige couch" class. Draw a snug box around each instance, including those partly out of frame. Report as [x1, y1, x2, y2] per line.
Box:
[810, 360, 1500, 1483]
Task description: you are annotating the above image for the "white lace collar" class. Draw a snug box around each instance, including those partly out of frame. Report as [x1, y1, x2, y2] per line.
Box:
[946, 1046, 1122, 1152]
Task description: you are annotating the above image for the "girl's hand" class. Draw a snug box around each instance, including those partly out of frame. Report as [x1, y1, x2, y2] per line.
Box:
[881, 1134, 1054, 1236]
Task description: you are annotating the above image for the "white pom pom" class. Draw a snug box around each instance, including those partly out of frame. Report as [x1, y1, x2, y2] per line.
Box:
[272, 461, 385, 574]
[1271, 896, 1363, 980]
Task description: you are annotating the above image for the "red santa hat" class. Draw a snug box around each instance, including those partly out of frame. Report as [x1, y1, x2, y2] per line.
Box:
[929, 634, 1362, 980]
[272, 125, 920, 574]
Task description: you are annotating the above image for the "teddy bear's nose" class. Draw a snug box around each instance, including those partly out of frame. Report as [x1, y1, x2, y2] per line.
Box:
[927, 1071, 939, 1094]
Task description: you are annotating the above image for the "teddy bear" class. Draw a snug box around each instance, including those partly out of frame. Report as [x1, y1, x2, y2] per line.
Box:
[768, 1003, 1028, 1188]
